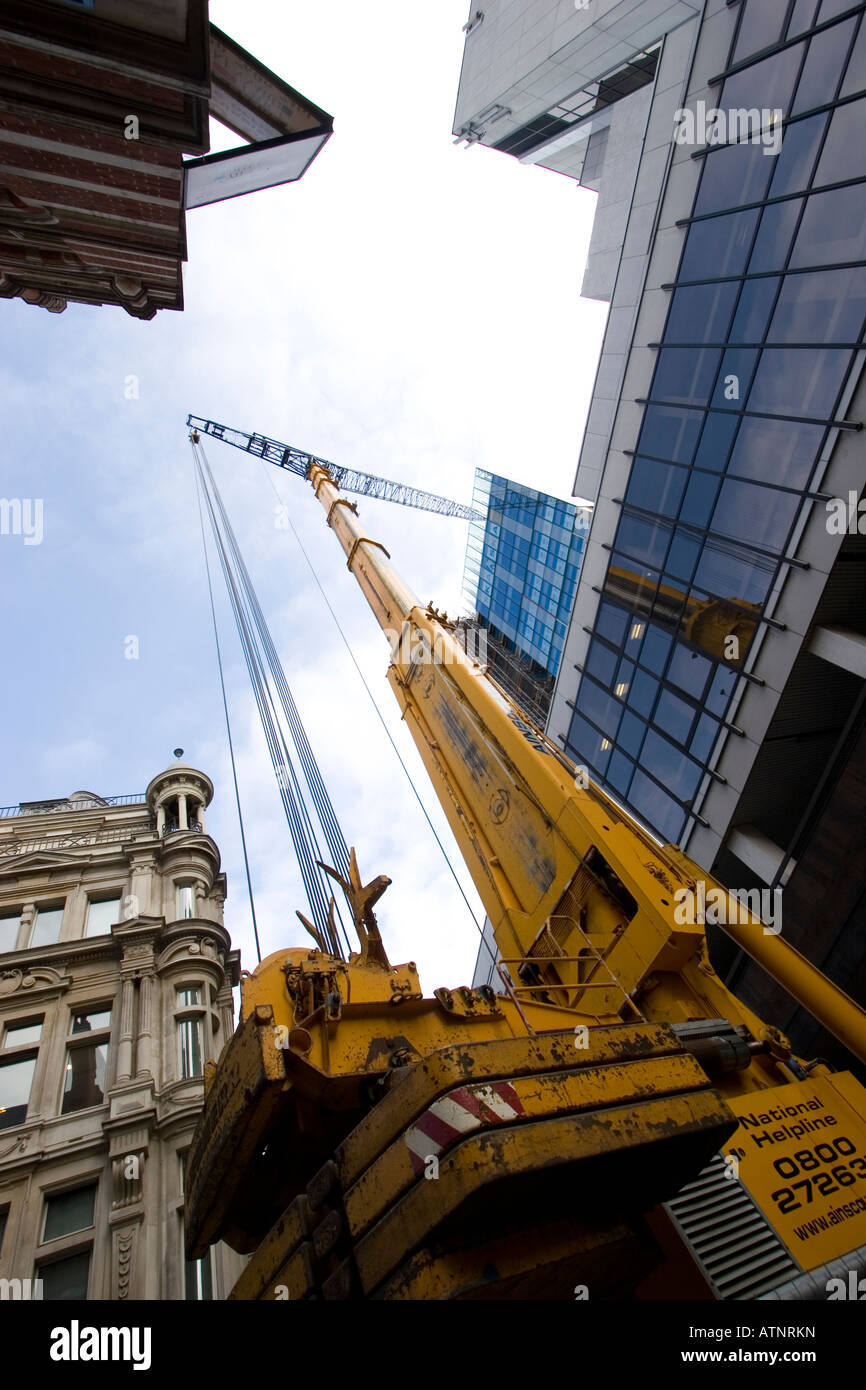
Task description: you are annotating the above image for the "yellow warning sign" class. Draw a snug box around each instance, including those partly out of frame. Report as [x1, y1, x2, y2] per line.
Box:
[723, 1074, 866, 1271]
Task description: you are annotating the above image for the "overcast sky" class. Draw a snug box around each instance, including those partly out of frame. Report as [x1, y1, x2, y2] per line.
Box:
[0, 0, 607, 991]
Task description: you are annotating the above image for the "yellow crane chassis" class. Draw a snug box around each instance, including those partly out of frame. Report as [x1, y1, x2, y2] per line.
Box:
[217, 1020, 736, 1300]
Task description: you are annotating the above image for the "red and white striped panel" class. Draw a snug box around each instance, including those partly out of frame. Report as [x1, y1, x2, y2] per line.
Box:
[404, 1081, 526, 1175]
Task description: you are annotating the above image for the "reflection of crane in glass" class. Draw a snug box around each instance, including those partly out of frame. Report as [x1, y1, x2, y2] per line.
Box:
[61, 1016, 106, 1113]
[605, 563, 762, 666]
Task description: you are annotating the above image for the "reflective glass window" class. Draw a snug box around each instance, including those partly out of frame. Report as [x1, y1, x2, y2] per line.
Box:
[577, 677, 623, 735]
[567, 713, 612, 776]
[769, 266, 866, 343]
[707, 664, 737, 715]
[607, 751, 635, 797]
[840, 18, 866, 97]
[61, 1042, 107, 1114]
[787, 0, 821, 38]
[0, 912, 20, 953]
[733, 1, 789, 63]
[666, 530, 702, 583]
[770, 113, 829, 195]
[791, 185, 866, 266]
[40, 1251, 91, 1302]
[626, 668, 658, 718]
[614, 658, 635, 700]
[712, 348, 758, 407]
[820, 0, 861, 20]
[691, 712, 721, 762]
[628, 771, 686, 844]
[695, 541, 774, 606]
[720, 43, 804, 117]
[595, 601, 628, 647]
[179, 1018, 203, 1080]
[43, 1186, 96, 1242]
[31, 906, 63, 949]
[730, 277, 781, 340]
[616, 514, 671, 569]
[637, 405, 703, 464]
[793, 18, 856, 113]
[712, 478, 799, 551]
[749, 198, 804, 272]
[651, 348, 721, 406]
[72, 1009, 111, 1034]
[655, 689, 696, 744]
[626, 457, 687, 517]
[641, 729, 702, 801]
[727, 415, 824, 487]
[693, 412, 740, 471]
[679, 472, 722, 528]
[608, 556, 660, 620]
[748, 346, 851, 417]
[694, 142, 775, 217]
[679, 210, 759, 281]
[0, 1055, 36, 1129]
[625, 618, 647, 658]
[668, 643, 711, 700]
[4, 1019, 42, 1047]
[814, 96, 866, 184]
[664, 281, 738, 341]
[586, 640, 618, 686]
[617, 709, 647, 758]
[185, 1246, 213, 1302]
[641, 626, 672, 676]
[177, 884, 195, 919]
[85, 897, 120, 938]
[654, 573, 689, 629]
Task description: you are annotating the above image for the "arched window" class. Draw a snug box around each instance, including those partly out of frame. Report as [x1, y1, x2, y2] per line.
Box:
[176, 883, 196, 920]
[175, 986, 205, 1079]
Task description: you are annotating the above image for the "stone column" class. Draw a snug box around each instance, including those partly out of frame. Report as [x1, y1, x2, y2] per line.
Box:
[136, 974, 154, 1078]
[116, 977, 136, 1083]
[216, 984, 235, 1043]
[156, 805, 165, 836]
[198, 804, 206, 833]
[19, 903, 34, 950]
[177, 792, 188, 830]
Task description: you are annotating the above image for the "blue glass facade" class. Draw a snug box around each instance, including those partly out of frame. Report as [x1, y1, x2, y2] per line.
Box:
[462, 468, 591, 679]
[566, 0, 866, 845]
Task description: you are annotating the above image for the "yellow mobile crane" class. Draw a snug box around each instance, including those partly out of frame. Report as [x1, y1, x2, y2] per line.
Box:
[185, 438, 866, 1301]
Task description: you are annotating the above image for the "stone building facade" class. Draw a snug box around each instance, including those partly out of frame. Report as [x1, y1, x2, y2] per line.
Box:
[0, 2, 332, 317]
[0, 758, 243, 1300]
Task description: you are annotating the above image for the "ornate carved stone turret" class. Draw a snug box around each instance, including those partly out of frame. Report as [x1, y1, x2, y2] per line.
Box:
[146, 754, 214, 838]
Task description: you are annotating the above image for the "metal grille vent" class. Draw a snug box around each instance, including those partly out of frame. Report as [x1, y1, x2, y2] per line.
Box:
[665, 1153, 801, 1299]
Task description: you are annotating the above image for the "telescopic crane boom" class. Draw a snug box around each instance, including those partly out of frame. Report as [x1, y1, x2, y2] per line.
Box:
[185, 435, 866, 1302]
[187, 414, 483, 520]
[187, 414, 579, 526]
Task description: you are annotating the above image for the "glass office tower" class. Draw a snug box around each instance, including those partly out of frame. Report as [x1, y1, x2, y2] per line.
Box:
[461, 469, 591, 725]
[563, 0, 866, 847]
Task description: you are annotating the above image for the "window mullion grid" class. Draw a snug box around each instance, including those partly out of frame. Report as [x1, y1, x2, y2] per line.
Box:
[717, 1, 866, 86]
[566, 696, 707, 827]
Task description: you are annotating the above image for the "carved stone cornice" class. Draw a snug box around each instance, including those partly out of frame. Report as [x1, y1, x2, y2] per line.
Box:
[156, 919, 232, 975]
[0, 963, 71, 998]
